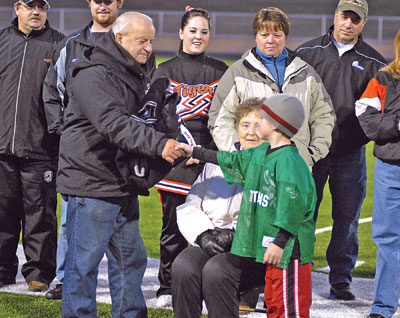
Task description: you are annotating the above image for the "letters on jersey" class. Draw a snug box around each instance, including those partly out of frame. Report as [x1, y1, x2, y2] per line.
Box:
[170, 79, 220, 120]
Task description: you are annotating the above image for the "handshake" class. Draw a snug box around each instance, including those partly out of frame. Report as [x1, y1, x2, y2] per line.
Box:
[161, 140, 194, 164]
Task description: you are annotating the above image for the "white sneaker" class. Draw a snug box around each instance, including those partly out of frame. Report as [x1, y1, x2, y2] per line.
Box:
[156, 294, 172, 308]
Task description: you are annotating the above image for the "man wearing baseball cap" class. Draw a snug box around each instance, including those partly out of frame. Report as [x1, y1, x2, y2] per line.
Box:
[0, 0, 63, 292]
[297, 0, 386, 302]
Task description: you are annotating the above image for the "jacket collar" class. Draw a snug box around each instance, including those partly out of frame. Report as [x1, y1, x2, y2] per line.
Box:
[74, 22, 94, 45]
[325, 25, 364, 50]
[251, 47, 297, 67]
[243, 48, 307, 80]
[12, 17, 50, 37]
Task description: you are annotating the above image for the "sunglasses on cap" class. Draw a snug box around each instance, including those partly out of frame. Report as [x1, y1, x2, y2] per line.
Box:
[93, 0, 115, 5]
[20, 1, 49, 12]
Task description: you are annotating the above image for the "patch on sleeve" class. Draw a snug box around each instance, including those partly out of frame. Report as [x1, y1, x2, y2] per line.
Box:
[262, 235, 275, 248]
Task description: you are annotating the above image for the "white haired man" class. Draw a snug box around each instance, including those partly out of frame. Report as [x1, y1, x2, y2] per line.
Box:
[42, 0, 134, 301]
[58, 12, 183, 318]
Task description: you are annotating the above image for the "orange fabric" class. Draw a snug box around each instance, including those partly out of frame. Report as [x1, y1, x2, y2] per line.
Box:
[359, 77, 387, 113]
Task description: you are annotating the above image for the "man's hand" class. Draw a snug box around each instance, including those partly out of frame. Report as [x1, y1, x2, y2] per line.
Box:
[263, 243, 283, 266]
[162, 139, 184, 163]
[175, 142, 194, 157]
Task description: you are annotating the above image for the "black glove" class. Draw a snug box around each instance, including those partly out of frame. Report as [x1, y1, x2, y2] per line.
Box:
[156, 90, 180, 135]
[214, 227, 235, 252]
[196, 229, 225, 257]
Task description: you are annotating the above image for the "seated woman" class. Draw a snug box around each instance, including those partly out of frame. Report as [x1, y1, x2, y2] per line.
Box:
[171, 98, 266, 318]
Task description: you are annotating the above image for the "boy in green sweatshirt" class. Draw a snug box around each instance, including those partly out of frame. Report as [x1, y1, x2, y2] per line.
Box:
[177, 94, 316, 318]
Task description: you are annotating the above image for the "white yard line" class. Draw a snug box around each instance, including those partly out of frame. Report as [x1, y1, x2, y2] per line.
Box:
[315, 217, 372, 235]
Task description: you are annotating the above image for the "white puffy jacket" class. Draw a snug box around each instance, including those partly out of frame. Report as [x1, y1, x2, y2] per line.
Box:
[176, 144, 243, 245]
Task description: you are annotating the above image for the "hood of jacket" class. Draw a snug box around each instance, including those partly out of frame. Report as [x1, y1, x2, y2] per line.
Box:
[71, 31, 154, 92]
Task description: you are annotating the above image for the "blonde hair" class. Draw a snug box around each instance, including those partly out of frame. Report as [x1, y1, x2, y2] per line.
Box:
[253, 7, 290, 37]
[86, 0, 124, 9]
[381, 31, 400, 79]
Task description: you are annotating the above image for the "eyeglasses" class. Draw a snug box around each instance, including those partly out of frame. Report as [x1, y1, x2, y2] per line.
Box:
[93, 0, 115, 5]
[19, 2, 49, 12]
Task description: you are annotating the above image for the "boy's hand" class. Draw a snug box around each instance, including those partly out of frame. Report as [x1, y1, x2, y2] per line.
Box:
[175, 143, 194, 157]
[263, 243, 283, 266]
[185, 157, 200, 165]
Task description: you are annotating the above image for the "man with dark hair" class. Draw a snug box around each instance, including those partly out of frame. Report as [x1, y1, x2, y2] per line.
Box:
[297, 0, 386, 300]
[0, 0, 64, 292]
[58, 12, 182, 318]
[42, 0, 134, 301]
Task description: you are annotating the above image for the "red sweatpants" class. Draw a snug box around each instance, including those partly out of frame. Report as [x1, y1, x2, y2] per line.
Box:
[264, 260, 312, 318]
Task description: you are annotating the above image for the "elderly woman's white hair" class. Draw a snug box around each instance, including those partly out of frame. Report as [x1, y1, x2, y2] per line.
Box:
[112, 12, 153, 35]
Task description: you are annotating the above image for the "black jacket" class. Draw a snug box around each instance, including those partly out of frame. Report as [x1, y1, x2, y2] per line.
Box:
[43, 23, 98, 136]
[297, 27, 386, 155]
[356, 71, 400, 162]
[0, 18, 64, 160]
[56, 31, 167, 197]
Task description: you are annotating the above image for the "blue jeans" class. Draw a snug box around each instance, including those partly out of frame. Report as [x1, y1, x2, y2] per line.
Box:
[370, 159, 400, 317]
[312, 146, 367, 285]
[57, 196, 119, 292]
[56, 196, 68, 282]
[62, 195, 147, 318]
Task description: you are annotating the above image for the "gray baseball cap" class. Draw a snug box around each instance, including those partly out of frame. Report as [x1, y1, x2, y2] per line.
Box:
[337, 0, 368, 19]
[21, 0, 50, 8]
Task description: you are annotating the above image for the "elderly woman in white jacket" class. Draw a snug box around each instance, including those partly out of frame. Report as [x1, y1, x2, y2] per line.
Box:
[171, 98, 267, 318]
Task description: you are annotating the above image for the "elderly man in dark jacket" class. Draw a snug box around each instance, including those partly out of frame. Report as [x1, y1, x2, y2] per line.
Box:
[59, 12, 182, 318]
[42, 0, 130, 301]
[0, 0, 64, 292]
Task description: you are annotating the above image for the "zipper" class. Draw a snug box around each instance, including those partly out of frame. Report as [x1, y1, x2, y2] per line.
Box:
[282, 63, 307, 90]
[273, 57, 283, 93]
[12, 38, 28, 154]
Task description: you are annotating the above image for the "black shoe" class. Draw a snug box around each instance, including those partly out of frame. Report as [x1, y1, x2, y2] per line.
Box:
[368, 314, 385, 318]
[45, 283, 62, 300]
[0, 278, 16, 287]
[330, 282, 355, 300]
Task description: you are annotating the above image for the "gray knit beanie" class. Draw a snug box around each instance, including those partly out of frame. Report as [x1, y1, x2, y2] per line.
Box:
[259, 94, 305, 138]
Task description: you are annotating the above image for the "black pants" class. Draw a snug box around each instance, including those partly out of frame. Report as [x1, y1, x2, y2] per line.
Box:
[157, 190, 188, 297]
[0, 155, 57, 284]
[171, 246, 266, 318]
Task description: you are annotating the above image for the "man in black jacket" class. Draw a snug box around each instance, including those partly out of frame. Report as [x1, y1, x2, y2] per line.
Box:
[58, 12, 182, 318]
[296, 0, 386, 301]
[0, 0, 64, 292]
[42, 0, 128, 301]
